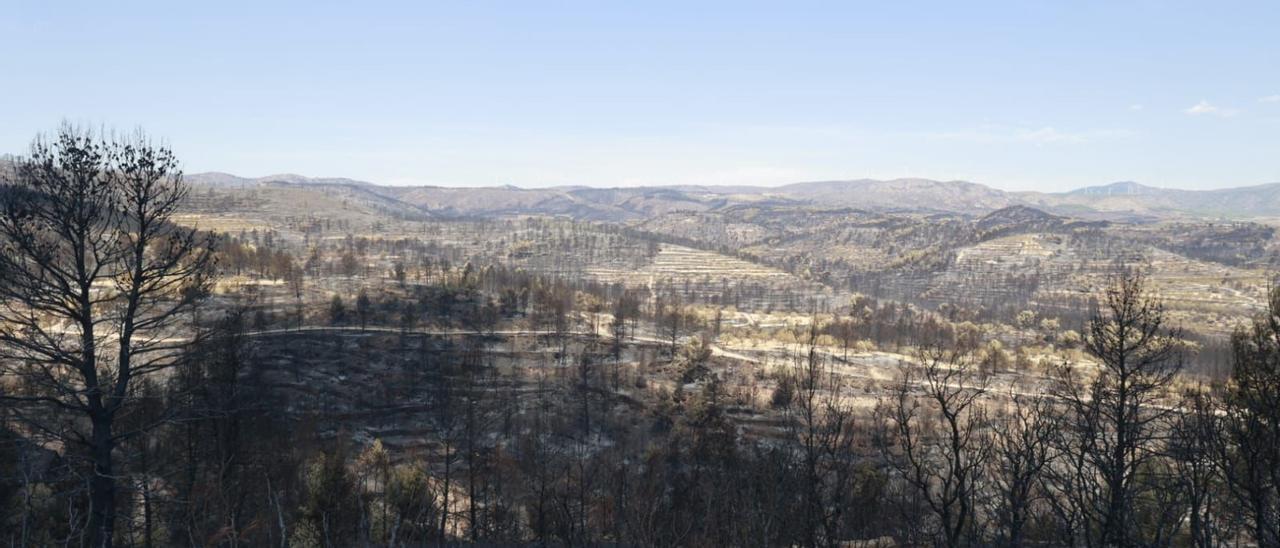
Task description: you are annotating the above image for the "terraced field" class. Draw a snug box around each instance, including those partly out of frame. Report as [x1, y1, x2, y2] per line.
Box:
[587, 244, 788, 283]
[938, 233, 1267, 334]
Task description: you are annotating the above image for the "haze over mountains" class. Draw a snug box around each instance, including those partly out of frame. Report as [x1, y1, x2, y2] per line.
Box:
[187, 171, 1280, 221]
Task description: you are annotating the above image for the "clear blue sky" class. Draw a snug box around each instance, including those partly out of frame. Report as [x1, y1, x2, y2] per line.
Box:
[2, 1, 1277, 190]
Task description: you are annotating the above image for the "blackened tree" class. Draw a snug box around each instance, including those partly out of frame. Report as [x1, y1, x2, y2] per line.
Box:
[0, 126, 215, 547]
[1049, 268, 1183, 548]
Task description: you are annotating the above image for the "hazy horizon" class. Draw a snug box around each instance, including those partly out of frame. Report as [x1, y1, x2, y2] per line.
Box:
[177, 169, 1279, 194]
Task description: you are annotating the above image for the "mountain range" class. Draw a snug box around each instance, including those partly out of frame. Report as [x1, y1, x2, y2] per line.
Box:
[182, 172, 1280, 221]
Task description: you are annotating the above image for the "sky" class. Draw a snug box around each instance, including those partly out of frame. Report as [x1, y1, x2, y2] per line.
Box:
[2, 1, 1278, 191]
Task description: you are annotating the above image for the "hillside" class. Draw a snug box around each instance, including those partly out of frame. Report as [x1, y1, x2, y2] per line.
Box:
[178, 170, 1278, 341]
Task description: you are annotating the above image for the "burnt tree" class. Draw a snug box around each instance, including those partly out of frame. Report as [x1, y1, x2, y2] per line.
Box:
[0, 127, 214, 547]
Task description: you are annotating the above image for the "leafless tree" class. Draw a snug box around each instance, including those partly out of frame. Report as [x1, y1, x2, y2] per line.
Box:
[1167, 387, 1226, 548]
[0, 126, 215, 547]
[877, 342, 990, 548]
[787, 320, 861, 547]
[987, 392, 1054, 547]
[1047, 268, 1183, 548]
[663, 294, 684, 357]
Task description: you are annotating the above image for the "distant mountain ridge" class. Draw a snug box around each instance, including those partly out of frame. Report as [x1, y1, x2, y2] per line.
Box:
[186, 172, 378, 189]
[1021, 182, 1280, 219]
[184, 171, 1280, 220]
[1067, 181, 1160, 196]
